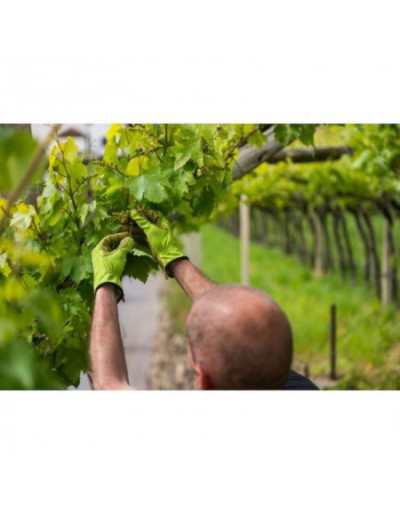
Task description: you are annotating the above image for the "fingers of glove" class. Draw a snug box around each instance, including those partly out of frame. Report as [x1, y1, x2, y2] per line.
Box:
[159, 216, 171, 231]
[131, 207, 163, 229]
[116, 236, 134, 255]
[100, 232, 131, 252]
[130, 209, 150, 231]
[143, 208, 169, 230]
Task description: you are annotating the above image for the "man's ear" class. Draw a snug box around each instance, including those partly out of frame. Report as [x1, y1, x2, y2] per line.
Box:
[198, 366, 213, 390]
[187, 338, 213, 389]
[192, 361, 213, 390]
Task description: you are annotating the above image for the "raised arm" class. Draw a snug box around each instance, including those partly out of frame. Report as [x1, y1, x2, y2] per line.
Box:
[130, 209, 215, 301]
[89, 233, 133, 390]
[169, 258, 214, 300]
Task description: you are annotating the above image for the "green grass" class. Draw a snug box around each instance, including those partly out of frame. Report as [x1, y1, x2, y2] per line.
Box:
[200, 224, 400, 384]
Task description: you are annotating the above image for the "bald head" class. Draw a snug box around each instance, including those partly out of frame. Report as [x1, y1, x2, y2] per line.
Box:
[186, 285, 293, 389]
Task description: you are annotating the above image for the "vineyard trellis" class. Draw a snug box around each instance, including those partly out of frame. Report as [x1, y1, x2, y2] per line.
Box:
[221, 125, 400, 306]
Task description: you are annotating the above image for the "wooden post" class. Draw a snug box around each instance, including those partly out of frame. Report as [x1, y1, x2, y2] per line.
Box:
[329, 304, 337, 380]
[240, 195, 250, 286]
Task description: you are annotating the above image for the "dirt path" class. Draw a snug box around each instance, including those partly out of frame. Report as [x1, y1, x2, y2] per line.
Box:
[78, 274, 162, 390]
[118, 274, 162, 388]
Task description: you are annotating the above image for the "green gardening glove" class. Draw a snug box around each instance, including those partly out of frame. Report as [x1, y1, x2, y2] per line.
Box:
[130, 209, 187, 276]
[92, 232, 134, 301]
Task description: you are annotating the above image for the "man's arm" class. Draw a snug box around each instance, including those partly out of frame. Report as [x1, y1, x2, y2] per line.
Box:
[129, 209, 215, 302]
[89, 285, 130, 390]
[168, 258, 214, 300]
[89, 233, 134, 390]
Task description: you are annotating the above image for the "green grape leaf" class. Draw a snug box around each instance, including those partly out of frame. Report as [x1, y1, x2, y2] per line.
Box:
[248, 130, 266, 147]
[107, 124, 123, 140]
[174, 150, 192, 170]
[131, 244, 153, 259]
[79, 203, 89, 225]
[125, 253, 158, 283]
[126, 156, 148, 176]
[24, 289, 64, 340]
[10, 203, 36, 230]
[129, 172, 168, 204]
[173, 171, 196, 198]
[297, 125, 316, 146]
[0, 252, 12, 277]
[69, 255, 92, 284]
[54, 344, 88, 388]
[0, 342, 63, 390]
[70, 160, 87, 179]
[63, 137, 79, 163]
[0, 130, 40, 193]
[274, 125, 290, 145]
[104, 141, 118, 164]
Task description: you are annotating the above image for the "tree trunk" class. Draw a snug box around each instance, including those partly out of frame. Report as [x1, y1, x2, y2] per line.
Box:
[351, 208, 371, 285]
[339, 209, 357, 282]
[250, 209, 260, 242]
[381, 218, 393, 304]
[262, 212, 269, 246]
[256, 210, 267, 245]
[276, 213, 286, 250]
[309, 209, 324, 277]
[305, 212, 316, 268]
[274, 213, 282, 247]
[258, 209, 265, 242]
[231, 211, 239, 236]
[283, 209, 293, 254]
[332, 209, 347, 279]
[379, 207, 398, 304]
[362, 211, 381, 298]
[293, 212, 308, 264]
[319, 209, 333, 272]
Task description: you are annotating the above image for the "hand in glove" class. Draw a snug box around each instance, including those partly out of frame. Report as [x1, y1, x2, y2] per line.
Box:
[130, 209, 187, 276]
[92, 232, 134, 301]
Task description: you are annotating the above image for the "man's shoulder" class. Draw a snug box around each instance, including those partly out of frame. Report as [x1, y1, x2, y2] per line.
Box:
[283, 370, 319, 390]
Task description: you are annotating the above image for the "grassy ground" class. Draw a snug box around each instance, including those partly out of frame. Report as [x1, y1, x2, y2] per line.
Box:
[166, 224, 400, 388]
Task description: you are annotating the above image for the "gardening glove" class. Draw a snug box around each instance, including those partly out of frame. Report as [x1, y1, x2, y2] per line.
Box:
[92, 232, 134, 301]
[130, 209, 187, 276]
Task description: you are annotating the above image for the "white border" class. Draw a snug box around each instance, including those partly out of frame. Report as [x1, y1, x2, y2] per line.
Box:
[1, 0, 399, 121]
[0, 392, 399, 513]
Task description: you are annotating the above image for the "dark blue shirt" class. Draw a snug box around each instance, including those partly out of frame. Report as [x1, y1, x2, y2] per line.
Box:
[284, 370, 319, 390]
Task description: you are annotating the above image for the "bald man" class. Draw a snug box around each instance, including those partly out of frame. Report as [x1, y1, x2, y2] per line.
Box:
[89, 211, 318, 390]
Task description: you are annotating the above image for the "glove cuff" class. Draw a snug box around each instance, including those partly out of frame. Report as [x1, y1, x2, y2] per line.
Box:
[94, 281, 124, 302]
[165, 256, 189, 277]
[158, 248, 186, 274]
